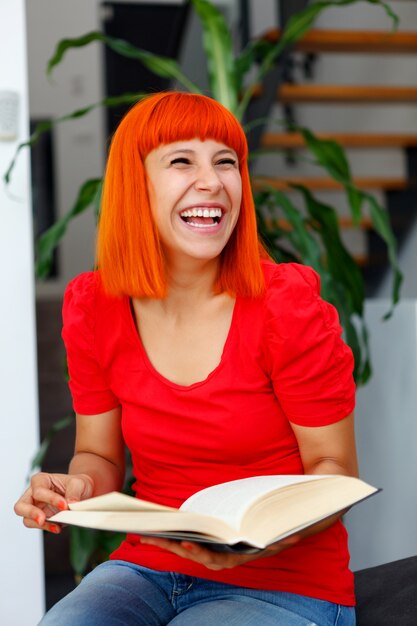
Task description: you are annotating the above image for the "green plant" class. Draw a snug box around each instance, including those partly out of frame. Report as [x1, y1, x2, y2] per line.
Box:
[16, 0, 401, 575]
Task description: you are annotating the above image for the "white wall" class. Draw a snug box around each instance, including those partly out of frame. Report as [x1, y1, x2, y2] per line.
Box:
[0, 0, 44, 623]
[377, 222, 417, 298]
[346, 300, 417, 570]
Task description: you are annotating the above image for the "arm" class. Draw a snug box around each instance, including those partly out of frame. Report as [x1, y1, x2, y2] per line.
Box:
[69, 407, 125, 495]
[287, 411, 359, 538]
[14, 407, 124, 533]
[291, 411, 358, 478]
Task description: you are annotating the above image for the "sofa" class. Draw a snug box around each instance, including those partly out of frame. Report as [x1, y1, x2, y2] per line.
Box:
[355, 555, 417, 625]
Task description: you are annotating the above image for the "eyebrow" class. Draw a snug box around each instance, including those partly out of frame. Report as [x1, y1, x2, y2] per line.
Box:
[161, 148, 237, 161]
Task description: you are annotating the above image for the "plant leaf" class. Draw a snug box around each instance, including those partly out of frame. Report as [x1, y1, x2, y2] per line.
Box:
[4, 93, 146, 185]
[96, 531, 126, 559]
[292, 184, 365, 314]
[36, 179, 102, 278]
[254, 187, 371, 384]
[330, 283, 371, 384]
[93, 179, 104, 220]
[288, 126, 401, 316]
[29, 415, 74, 473]
[191, 0, 238, 113]
[364, 192, 403, 317]
[262, 188, 325, 269]
[300, 127, 363, 222]
[70, 527, 100, 576]
[235, 38, 273, 95]
[47, 31, 200, 94]
[279, 0, 397, 51]
[300, 128, 350, 182]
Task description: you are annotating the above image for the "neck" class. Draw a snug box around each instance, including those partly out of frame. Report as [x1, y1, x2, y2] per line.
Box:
[163, 256, 220, 309]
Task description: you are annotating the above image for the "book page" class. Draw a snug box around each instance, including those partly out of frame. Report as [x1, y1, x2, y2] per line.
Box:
[180, 475, 323, 529]
[68, 492, 175, 513]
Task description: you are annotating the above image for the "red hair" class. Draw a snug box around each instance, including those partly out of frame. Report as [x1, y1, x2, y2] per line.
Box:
[96, 91, 269, 298]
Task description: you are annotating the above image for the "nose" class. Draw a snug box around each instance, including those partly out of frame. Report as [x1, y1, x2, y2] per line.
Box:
[194, 164, 223, 193]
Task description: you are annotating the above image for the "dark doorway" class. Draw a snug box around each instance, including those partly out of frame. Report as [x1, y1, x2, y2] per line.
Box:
[101, 2, 190, 139]
[30, 119, 57, 278]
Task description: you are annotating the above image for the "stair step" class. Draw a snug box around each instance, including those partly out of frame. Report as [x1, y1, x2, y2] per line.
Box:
[266, 216, 373, 231]
[261, 132, 417, 149]
[353, 254, 366, 268]
[264, 29, 417, 54]
[279, 84, 417, 104]
[252, 176, 410, 191]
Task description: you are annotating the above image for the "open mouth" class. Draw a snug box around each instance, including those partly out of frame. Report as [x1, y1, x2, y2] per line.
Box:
[179, 207, 223, 228]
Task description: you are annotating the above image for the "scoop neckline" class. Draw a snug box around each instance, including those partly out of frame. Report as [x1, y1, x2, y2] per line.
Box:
[124, 295, 240, 391]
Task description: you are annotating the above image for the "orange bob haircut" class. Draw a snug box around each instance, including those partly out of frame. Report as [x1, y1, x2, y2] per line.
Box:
[96, 91, 269, 299]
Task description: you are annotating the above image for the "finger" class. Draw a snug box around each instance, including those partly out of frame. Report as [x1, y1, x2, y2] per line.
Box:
[24, 517, 62, 534]
[147, 539, 236, 570]
[14, 494, 62, 527]
[182, 541, 223, 567]
[140, 537, 253, 570]
[15, 473, 75, 528]
[15, 485, 35, 505]
[140, 537, 208, 563]
[14, 484, 41, 515]
[31, 472, 66, 495]
[31, 473, 69, 510]
[14, 500, 46, 525]
[278, 533, 301, 548]
[65, 475, 94, 503]
[179, 543, 248, 570]
[31, 484, 68, 513]
[14, 488, 36, 518]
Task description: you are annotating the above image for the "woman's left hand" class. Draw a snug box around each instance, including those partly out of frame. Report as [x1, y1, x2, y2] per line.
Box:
[139, 534, 301, 570]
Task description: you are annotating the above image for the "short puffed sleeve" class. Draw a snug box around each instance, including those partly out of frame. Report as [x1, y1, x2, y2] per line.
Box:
[264, 263, 355, 426]
[61, 272, 119, 415]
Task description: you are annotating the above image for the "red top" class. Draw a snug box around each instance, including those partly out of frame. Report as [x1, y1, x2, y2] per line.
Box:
[62, 260, 356, 605]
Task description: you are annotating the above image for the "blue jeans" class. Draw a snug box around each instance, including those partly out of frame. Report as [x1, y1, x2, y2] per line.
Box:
[39, 560, 356, 626]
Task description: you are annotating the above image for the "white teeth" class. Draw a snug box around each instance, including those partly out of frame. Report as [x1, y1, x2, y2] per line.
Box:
[180, 207, 223, 218]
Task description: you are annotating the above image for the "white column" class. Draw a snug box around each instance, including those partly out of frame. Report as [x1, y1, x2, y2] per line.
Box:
[0, 0, 45, 623]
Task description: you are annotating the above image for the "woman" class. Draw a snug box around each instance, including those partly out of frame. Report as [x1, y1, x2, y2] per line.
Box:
[15, 92, 358, 625]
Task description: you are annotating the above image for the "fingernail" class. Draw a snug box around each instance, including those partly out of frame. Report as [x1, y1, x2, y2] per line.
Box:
[36, 515, 43, 526]
[50, 525, 60, 534]
[57, 501, 67, 511]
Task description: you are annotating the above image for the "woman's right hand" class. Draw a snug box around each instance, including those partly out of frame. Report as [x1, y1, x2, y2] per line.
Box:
[14, 472, 94, 533]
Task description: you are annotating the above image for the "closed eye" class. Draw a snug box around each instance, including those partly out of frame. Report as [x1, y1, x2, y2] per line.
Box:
[171, 157, 191, 166]
[217, 158, 237, 167]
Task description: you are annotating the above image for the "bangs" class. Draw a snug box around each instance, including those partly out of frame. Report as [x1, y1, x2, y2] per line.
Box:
[134, 92, 248, 162]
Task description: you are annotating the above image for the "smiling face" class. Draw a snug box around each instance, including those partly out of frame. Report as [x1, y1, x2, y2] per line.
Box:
[144, 138, 242, 267]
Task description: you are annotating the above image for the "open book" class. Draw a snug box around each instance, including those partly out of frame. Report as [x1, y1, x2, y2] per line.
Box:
[49, 474, 378, 553]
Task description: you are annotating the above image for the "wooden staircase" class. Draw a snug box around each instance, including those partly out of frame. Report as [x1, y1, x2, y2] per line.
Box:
[261, 133, 417, 149]
[252, 175, 411, 192]
[251, 26, 417, 294]
[264, 29, 417, 54]
[278, 84, 417, 104]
